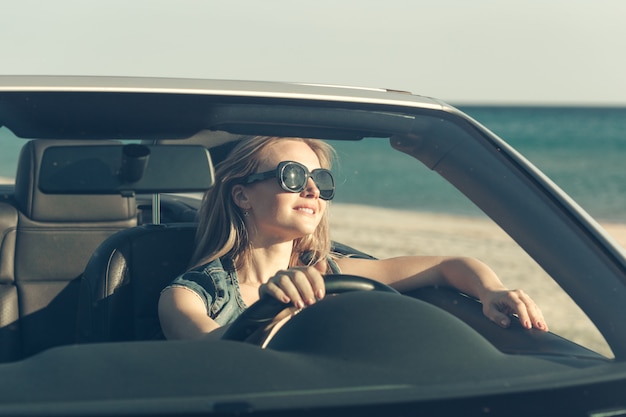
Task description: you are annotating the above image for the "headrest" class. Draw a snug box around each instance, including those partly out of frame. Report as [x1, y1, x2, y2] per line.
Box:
[14, 140, 136, 222]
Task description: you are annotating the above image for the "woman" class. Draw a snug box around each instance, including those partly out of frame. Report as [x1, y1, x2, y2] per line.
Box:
[158, 136, 548, 340]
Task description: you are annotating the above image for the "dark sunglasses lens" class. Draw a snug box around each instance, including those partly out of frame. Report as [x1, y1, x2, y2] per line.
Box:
[280, 163, 335, 200]
[281, 163, 307, 191]
[313, 170, 335, 200]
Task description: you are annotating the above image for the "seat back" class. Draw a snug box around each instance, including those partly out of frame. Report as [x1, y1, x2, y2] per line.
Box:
[77, 223, 197, 342]
[0, 140, 137, 361]
[0, 196, 19, 361]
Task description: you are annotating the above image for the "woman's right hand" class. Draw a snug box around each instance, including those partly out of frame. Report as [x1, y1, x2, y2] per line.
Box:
[259, 266, 326, 309]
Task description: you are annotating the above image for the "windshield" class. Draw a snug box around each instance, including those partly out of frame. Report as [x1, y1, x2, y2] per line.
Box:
[330, 136, 613, 358]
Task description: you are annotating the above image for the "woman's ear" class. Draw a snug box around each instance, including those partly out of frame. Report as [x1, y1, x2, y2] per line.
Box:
[231, 184, 251, 210]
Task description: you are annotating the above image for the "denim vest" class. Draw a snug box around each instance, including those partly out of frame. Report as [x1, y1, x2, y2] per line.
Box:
[165, 255, 341, 326]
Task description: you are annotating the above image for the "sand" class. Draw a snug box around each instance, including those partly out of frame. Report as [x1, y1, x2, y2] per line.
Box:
[330, 203, 626, 358]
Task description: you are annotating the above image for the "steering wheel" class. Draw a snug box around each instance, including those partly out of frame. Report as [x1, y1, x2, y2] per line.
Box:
[221, 274, 399, 345]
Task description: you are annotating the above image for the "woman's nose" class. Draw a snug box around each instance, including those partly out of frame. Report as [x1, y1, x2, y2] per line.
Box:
[302, 177, 320, 198]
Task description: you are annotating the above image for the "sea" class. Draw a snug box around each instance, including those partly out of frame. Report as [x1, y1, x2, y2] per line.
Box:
[1, 106, 626, 223]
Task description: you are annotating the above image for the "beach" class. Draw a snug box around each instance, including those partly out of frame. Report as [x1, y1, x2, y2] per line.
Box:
[330, 203, 626, 358]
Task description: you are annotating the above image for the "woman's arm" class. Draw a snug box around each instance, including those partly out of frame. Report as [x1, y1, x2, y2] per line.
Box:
[336, 256, 548, 331]
[158, 287, 228, 340]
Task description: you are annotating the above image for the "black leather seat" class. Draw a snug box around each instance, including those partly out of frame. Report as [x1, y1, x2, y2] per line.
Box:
[0, 140, 137, 362]
[77, 223, 197, 343]
[0, 196, 20, 361]
[76, 225, 382, 344]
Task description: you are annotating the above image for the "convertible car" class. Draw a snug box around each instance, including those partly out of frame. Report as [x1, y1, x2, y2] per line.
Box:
[0, 76, 625, 416]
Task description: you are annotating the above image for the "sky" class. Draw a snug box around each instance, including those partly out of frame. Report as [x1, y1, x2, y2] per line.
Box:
[1, 0, 625, 105]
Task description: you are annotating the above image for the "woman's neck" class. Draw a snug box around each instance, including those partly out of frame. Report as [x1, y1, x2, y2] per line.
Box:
[237, 241, 294, 285]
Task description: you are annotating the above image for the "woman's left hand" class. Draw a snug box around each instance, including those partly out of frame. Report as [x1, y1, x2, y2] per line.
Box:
[480, 289, 548, 331]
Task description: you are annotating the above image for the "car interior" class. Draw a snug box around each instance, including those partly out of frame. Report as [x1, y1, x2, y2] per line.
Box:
[0, 131, 611, 365]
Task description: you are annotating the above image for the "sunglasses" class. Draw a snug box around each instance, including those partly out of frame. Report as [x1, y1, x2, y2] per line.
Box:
[244, 160, 335, 200]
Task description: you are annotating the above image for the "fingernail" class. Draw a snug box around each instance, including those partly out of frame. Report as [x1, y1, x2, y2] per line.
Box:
[295, 300, 305, 309]
[316, 289, 324, 300]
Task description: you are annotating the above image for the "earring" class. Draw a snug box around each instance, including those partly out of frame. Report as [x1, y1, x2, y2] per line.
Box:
[243, 210, 249, 217]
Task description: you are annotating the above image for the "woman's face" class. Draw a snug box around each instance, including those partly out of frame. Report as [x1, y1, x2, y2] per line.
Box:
[237, 140, 327, 246]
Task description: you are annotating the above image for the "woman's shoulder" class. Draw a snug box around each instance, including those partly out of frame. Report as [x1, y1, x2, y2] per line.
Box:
[167, 257, 231, 289]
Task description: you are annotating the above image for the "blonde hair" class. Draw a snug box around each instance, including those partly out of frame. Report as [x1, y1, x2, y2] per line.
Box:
[190, 136, 336, 271]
